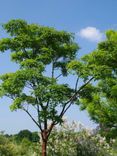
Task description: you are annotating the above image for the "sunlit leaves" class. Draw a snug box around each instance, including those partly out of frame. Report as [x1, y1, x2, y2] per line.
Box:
[3, 19, 28, 36]
[1, 19, 78, 66]
[0, 19, 80, 130]
[67, 60, 90, 81]
[78, 30, 117, 138]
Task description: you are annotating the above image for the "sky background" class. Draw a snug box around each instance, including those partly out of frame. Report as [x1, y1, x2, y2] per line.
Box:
[0, 0, 117, 134]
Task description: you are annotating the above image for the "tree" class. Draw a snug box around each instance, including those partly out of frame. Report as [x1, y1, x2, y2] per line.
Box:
[0, 19, 95, 156]
[31, 131, 39, 142]
[15, 129, 39, 142]
[77, 30, 117, 140]
[16, 129, 32, 142]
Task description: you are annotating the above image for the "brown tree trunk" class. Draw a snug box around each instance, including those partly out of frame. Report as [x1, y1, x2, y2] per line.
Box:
[42, 139, 47, 156]
[41, 130, 48, 156]
[41, 122, 55, 156]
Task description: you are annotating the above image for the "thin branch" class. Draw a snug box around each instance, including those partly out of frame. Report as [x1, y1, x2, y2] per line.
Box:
[58, 76, 94, 119]
[77, 77, 94, 93]
[36, 97, 48, 130]
[75, 76, 80, 92]
[25, 84, 33, 90]
[61, 102, 72, 117]
[55, 74, 62, 79]
[65, 76, 94, 105]
[47, 121, 55, 138]
[37, 97, 44, 109]
[45, 97, 50, 109]
[44, 117, 47, 130]
[37, 104, 42, 131]
[22, 107, 42, 131]
[52, 62, 55, 78]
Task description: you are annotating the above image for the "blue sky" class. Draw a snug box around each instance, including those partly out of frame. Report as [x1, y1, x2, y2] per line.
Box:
[0, 0, 117, 134]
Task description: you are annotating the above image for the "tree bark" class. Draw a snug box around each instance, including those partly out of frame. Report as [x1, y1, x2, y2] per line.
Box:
[41, 130, 48, 156]
[42, 139, 47, 156]
[41, 122, 55, 156]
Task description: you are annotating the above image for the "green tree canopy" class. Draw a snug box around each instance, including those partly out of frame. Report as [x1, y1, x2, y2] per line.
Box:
[2, 19, 116, 155]
[76, 30, 117, 139]
[0, 19, 87, 156]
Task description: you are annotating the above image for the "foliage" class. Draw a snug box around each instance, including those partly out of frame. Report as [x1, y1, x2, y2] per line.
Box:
[0, 19, 79, 134]
[0, 20, 99, 156]
[14, 129, 39, 143]
[46, 120, 114, 156]
[73, 30, 117, 140]
[0, 120, 116, 156]
[0, 19, 117, 155]
[0, 133, 33, 156]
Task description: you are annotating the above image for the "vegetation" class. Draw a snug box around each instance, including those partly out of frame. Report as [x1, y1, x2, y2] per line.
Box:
[0, 120, 116, 156]
[0, 19, 117, 155]
[0, 19, 97, 156]
[0, 19, 79, 156]
[76, 30, 117, 141]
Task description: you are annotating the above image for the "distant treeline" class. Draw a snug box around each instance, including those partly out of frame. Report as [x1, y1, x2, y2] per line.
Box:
[4, 129, 39, 143]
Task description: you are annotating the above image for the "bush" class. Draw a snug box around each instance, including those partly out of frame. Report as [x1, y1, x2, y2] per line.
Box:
[46, 120, 114, 156]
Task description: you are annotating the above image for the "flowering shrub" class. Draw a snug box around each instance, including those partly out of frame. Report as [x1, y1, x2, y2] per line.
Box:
[0, 120, 116, 156]
[46, 119, 114, 156]
[76, 131, 113, 156]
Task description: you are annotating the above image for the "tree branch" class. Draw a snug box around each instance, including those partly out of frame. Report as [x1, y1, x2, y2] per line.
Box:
[55, 74, 62, 79]
[37, 104, 42, 131]
[65, 76, 94, 105]
[22, 107, 42, 131]
[52, 62, 55, 78]
[47, 121, 55, 138]
[75, 76, 80, 91]
[58, 76, 94, 119]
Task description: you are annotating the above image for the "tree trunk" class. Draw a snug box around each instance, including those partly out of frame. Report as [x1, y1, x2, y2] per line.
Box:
[41, 122, 54, 156]
[42, 140, 47, 156]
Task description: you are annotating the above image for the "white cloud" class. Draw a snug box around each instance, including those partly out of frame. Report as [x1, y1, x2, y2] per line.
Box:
[78, 27, 103, 42]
